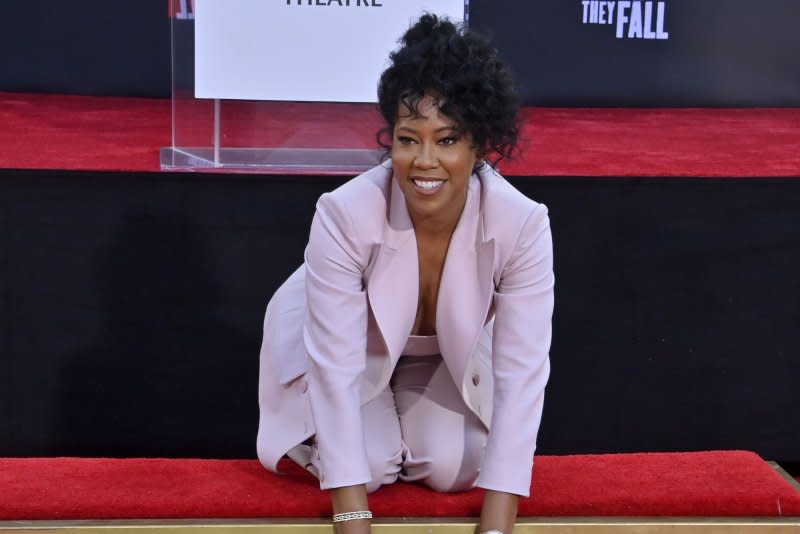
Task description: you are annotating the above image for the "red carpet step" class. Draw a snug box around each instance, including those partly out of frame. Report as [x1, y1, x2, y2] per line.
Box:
[1, 92, 799, 177]
[1, 451, 799, 520]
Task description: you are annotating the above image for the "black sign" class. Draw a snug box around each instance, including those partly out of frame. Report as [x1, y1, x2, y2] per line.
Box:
[472, 0, 800, 106]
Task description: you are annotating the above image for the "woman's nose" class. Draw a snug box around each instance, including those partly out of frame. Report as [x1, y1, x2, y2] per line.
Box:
[413, 143, 437, 169]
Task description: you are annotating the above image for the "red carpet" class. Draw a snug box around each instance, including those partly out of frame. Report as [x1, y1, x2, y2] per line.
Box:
[1, 92, 169, 173]
[1, 92, 798, 177]
[1, 452, 799, 520]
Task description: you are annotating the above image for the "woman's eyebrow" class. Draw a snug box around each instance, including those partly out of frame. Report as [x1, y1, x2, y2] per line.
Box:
[395, 125, 458, 134]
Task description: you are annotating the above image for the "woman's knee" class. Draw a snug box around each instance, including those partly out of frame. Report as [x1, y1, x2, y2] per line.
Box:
[427, 447, 482, 492]
[413, 427, 486, 492]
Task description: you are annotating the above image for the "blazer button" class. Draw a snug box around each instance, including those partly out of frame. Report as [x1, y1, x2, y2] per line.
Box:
[472, 373, 480, 386]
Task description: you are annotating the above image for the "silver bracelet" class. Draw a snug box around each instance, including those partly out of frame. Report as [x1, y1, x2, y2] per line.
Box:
[332, 510, 373, 523]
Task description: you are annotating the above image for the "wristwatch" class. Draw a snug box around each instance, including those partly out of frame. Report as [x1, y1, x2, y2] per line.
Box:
[481, 531, 504, 534]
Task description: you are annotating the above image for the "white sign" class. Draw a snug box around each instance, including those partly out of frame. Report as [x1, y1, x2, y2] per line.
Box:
[194, 0, 466, 103]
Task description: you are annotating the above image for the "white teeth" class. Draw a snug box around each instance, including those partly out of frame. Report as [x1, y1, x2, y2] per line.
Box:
[412, 179, 444, 190]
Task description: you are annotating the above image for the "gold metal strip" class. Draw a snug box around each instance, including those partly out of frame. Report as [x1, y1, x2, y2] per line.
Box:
[1, 518, 799, 534]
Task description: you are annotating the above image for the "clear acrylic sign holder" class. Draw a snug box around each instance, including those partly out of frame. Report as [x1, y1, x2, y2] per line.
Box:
[160, 2, 468, 175]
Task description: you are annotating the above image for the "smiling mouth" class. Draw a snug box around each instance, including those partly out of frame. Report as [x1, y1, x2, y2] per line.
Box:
[411, 177, 446, 194]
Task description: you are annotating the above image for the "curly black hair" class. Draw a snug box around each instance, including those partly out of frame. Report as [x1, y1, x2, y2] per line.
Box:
[377, 14, 520, 166]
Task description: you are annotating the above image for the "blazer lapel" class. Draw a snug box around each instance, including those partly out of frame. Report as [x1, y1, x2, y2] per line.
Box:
[365, 174, 419, 382]
[437, 175, 496, 387]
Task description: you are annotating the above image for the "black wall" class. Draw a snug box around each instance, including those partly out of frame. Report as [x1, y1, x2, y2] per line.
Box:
[0, 1, 170, 97]
[2, 171, 798, 462]
[1, 0, 798, 105]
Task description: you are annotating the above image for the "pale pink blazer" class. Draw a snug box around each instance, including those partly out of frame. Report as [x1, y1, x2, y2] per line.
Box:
[256, 162, 553, 497]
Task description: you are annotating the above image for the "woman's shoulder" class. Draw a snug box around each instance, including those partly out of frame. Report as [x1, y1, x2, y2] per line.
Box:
[479, 165, 549, 235]
[322, 163, 393, 206]
[319, 163, 391, 211]
[314, 162, 393, 240]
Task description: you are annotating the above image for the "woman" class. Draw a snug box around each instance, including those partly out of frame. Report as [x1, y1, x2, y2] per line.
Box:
[257, 14, 553, 534]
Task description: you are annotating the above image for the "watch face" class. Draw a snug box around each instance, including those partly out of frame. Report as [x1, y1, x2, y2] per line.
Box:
[481, 531, 505, 534]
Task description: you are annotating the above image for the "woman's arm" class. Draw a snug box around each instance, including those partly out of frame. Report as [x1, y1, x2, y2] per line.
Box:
[304, 194, 373, 488]
[477, 202, 554, 497]
[331, 485, 371, 534]
[478, 490, 518, 534]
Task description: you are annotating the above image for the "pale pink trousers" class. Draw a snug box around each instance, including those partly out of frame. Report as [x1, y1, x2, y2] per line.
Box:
[306, 355, 488, 493]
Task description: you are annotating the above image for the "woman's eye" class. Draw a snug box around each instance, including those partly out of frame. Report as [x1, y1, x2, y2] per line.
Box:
[397, 136, 416, 145]
[438, 136, 458, 146]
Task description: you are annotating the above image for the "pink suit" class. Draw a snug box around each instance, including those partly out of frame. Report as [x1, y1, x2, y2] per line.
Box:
[256, 162, 553, 497]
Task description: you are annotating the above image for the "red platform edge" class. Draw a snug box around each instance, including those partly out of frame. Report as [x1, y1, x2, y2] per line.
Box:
[1, 451, 799, 520]
[2, 92, 799, 177]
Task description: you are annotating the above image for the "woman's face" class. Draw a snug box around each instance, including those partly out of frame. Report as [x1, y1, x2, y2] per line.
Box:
[391, 94, 480, 228]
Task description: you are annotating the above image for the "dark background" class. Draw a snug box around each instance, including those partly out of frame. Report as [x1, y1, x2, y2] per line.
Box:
[1, 171, 799, 463]
[1, 0, 799, 105]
